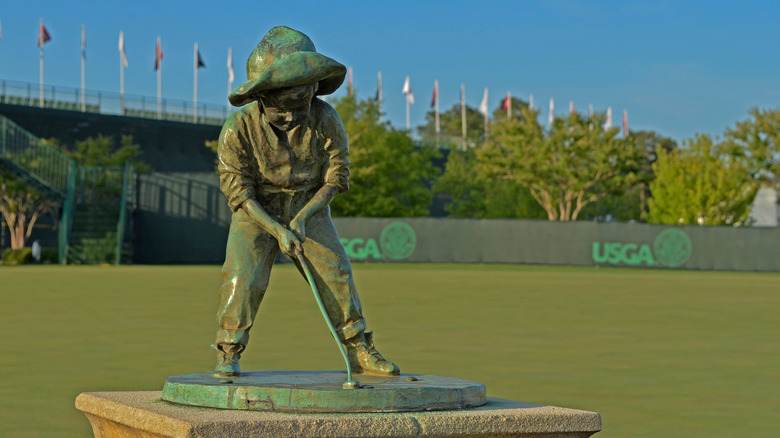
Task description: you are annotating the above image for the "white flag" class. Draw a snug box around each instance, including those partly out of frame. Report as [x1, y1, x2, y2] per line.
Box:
[605, 107, 613, 129]
[119, 31, 128, 67]
[227, 47, 234, 83]
[402, 75, 414, 104]
[478, 88, 489, 116]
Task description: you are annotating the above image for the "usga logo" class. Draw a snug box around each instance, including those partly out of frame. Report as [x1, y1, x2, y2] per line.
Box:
[592, 228, 692, 268]
[341, 221, 417, 261]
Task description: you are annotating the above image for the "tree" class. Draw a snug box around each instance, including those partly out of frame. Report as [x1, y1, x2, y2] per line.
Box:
[724, 107, 780, 190]
[491, 96, 530, 122]
[648, 134, 757, 226]
[46, 134, 151, 172]
[329, 94, 441, 217]
[205, 139, 219, 170]
[417, 103, 485, 147]
[478, 107, 642, 221]
[1, 134, 70, 250]
[435, 147, 545, 219]
[0, 172, 56, 249]
[582, 129, 677, 222]
[1, 134, 150, 250]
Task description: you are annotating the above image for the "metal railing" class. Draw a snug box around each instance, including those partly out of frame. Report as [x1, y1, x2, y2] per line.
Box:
[0, 79, 230, 126]
[0, 114, 73, 198]
[58, 162, 77, 264]
[115, 162, 134, 265]
[76, 166, 127, 205]
[0, 114, 136, 264]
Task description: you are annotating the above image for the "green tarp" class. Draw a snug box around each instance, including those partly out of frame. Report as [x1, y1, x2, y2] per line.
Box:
[133, 173, 780, 271]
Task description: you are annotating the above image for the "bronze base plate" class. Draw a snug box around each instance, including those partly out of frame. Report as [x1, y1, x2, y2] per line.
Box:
[162, 370, 487, 413]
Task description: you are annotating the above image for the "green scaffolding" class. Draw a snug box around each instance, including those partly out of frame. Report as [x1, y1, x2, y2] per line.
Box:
[0, 114, 134, 264]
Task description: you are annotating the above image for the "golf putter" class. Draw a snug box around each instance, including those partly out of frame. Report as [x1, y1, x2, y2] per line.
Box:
[295, 249, 360, 389]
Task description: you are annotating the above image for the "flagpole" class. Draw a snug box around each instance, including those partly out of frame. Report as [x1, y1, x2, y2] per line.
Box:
[40, 46, 44, 107]
[39, 18, 44, 107]
[227, 47, 233, 113]
[406, 94, 410, 133]
[120, 33, 125, 115]
[81, 25, 86, 112]
[588, 103, 593, 131]
[548, 98, 554, 127]
[193, 42, 198, 123]
[0, 19, 3, 88]
[157, 37, 162, 120]
[120, 57, 125, 115]
[461, 84, 466, 150]
[403, 75, 411, 133]
[157, 61, 162, 119]
[377, 71, 382, 123]
[434, 79, 440, 145]
[484, 88, 488, 139]
[623, 110, 628, 136]
[348, 67, 353, 97]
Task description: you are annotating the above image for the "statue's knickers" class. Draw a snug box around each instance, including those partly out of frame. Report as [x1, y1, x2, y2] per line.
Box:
[215, 207, 366, 348]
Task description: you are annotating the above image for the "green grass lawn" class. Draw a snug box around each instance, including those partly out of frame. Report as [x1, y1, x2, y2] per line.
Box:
[0, 264, 778, 437]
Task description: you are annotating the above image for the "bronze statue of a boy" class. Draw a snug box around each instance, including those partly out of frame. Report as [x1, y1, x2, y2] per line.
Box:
[213, 26, 399, 378]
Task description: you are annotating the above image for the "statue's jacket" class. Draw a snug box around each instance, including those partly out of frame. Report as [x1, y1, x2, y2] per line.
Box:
[217, 98, 350, 221]
[214, 98, 366, 346]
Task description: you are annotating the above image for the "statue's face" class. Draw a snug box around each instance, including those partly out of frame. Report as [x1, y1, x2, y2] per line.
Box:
[259, 83, 318, 131]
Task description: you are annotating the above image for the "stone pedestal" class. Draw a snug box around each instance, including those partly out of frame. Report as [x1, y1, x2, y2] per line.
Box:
[76, 391, 601, 438]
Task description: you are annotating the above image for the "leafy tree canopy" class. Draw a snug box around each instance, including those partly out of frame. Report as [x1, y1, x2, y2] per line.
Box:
[477, 107, 642, 221]
[417, 103, 485, 148]
[45, 134, 151, 172]
[329, 94, 441, 217]
[648, 134, 757, 226]
[723, 107, 780, 190]
[434, 147, 545, 219]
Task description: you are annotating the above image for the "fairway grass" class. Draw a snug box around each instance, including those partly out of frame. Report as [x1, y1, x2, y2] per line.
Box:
[0, 264, 778, 437]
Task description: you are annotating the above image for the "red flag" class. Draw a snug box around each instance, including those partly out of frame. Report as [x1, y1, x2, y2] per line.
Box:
[622, 110, 629, 136]
[38, 19, 51, 47]
[154, 37, 163, 70]
[430, 80, 438, 108]
[501, 91, 511, 110]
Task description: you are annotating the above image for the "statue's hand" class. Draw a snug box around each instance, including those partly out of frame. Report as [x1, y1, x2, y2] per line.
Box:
[289, 216, 306, 243]
[277, 228, 303, 257]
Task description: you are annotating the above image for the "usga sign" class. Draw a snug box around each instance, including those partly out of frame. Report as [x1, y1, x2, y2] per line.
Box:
[592, 228, 693, 268]
[340, 221, 417, 261]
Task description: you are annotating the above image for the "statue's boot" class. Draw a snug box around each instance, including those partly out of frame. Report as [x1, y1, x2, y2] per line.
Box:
[344, 331, 400, 376]
[213, 343, 244, 377]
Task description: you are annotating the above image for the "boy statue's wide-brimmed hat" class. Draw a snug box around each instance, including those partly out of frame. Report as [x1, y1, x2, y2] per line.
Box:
[228, 26, 347, 107]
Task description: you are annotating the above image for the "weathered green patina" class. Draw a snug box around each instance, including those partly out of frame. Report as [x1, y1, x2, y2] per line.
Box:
[173, 26, 488, 413]
[212, 26, 399, 382]
[162, 371, 487, 413]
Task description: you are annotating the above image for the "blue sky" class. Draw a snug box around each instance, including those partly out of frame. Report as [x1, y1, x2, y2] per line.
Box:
[1, 0, 779, 142]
